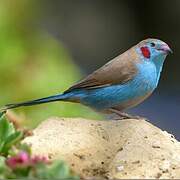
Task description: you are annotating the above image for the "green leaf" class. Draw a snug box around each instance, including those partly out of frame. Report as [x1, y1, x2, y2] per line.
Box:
[34, 163, 49, 179]
[0, 114, 22, 155]
[47, 161, 79, 179]
[0, 156, 6, 172]
[0, 117, 9, 151]
[0, 117, 9, 141]
[1, 131, 23, 154]
[0, 156, 13, 179]
[0, 156, 6, 179]
[49, 161, 70, 178]
[0, 115, 15, 141]
[0, 112, 6, 118]
[34, 160, 79, 179]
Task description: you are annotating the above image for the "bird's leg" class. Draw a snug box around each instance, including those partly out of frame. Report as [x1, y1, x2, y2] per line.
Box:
[108, 108, 146, 120]
[108, 108, 135, 119]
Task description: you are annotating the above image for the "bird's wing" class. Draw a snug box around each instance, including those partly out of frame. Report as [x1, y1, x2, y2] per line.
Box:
[64, 48, 139, 93]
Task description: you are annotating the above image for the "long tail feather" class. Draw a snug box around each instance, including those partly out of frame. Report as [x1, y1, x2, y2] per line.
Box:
[1, 93, 66, 112]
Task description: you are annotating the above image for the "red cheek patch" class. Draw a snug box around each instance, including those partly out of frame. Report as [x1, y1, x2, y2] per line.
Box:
[140, 46, 151, 59]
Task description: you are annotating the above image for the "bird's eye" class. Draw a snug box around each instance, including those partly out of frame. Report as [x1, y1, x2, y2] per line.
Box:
[150, 42, 156, 47]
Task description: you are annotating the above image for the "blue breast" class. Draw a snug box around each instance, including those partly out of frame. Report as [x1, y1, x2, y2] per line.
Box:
[67, 60, 161, 111]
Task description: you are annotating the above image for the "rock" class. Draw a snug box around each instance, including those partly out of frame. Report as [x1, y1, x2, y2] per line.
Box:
[24, 117, 180, 179]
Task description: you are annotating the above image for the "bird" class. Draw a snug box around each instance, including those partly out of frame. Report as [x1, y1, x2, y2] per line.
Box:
[1, 38, 172, 119]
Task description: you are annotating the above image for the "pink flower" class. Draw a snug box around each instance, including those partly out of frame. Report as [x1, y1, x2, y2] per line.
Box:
[6, 151, 49, 170]
[31, 155, 49, 164]
[6, 151, 30, 169]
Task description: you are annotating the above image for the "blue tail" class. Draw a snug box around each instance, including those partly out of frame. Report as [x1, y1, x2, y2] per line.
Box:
[1, 93, 67, 111]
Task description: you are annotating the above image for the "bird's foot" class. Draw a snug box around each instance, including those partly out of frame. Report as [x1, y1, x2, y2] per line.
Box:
[109, 108, 147, 121]
[118, 112, 141, 120]
[114, 113, 147, 121]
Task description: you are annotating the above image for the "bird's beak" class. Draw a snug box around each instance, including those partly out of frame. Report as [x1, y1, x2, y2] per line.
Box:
[157, 44, 173, 54]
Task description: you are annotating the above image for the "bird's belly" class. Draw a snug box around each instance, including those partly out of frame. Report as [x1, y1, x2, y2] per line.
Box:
[113, 91, 152, 111]
[75, 81, 155, 111]
[69, 63, 157, 111]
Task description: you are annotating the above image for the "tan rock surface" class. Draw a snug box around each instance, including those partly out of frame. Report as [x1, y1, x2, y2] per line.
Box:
[24, 117, 180, 179]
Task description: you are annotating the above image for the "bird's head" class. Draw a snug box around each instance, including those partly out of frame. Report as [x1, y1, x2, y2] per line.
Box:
[136, 38, 172, 62]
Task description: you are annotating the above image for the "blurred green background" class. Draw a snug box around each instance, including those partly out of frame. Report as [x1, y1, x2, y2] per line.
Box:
[0, 0, 101, 127]
[0, 0, 179, 139]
